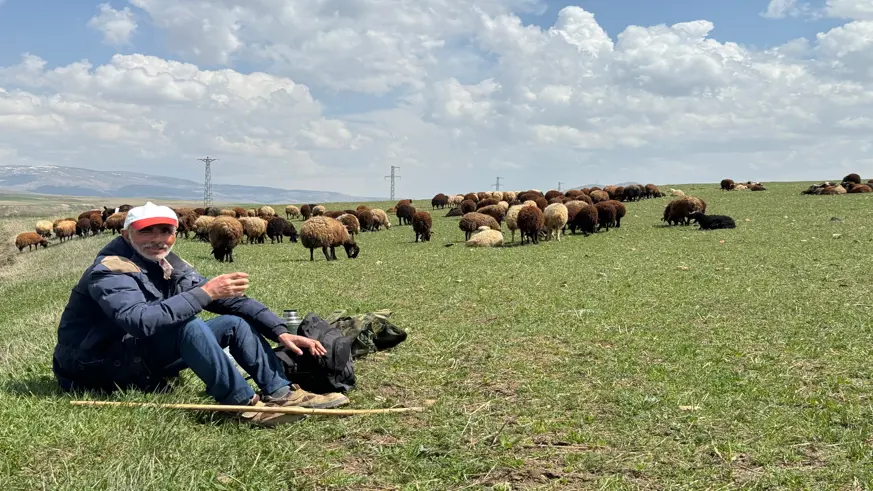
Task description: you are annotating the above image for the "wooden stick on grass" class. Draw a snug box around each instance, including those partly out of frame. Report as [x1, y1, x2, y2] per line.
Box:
[71, 400, 423, 416]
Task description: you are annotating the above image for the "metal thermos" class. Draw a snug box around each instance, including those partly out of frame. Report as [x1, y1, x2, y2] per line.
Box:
[283, 309, 302, 330]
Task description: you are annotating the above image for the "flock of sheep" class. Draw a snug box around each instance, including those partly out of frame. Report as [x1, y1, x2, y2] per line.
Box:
[14, 173, 866, 260]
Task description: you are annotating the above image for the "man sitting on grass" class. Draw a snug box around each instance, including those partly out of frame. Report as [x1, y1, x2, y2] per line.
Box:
[51, 201, 348, 426]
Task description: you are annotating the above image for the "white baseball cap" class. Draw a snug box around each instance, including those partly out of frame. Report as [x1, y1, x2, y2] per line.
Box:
[123, 202, 179, 231]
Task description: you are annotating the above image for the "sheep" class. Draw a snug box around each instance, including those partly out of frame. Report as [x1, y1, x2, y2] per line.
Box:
[594, 202, 617, 232]
[53, 220, 77, 242]
[240, 217, 268, 244]
[209, 216, 244, 262]
[358, 210, 376, 231]
[193, 215, 215, 241]
[606, 200, 627, 228]
[175, 212, 195, 239]
[412, 211, 433, 242]
[300, 204, 313, 221]
[465, 226, 504, 247]
[622, 185, 644, 202]
[370, 209, 391, 230]
[589, 190, 609, 204]
[720, 179, 735, 191]
[843, 173, 862, 184]
[848, 183, 873, 193]
[689, 211, 736, 230]
[324, 210, 345, 219]
[459, 212, 500, 241]
[670, 188, 686, 197]
[396, 203, 416, 226]
[431, 193, 449, 209]
[543, 203, 569, 241]
[78, 209, 101, 220]
[663, 197, 706, 226]
[448, 195, 464, 208]
[463, 192, 479, 202]
[337, 213, 361, 236]
[734, 184, 748, 191]
[35, 220, 53, 238]
[205, 206, 221, 217]
[544, 190, 563, 201]
[645, 184, 663, 198]
[104, 212, 127, 234]
[476, 198, 499, 210]
[749, 183, 767, 191]
[285, 205, 301, 220]
[15, 232, 48, 252]
[460, 199, 477, 214]
[73, 218, 91, 238]
[517, 205, 545, 245]
[283, 221, 299, 242]
[502, 191, 517, 202]
[477, 204, 505, 225]
[88, 214, 104, 236]
[219, 209, 237, 217]
[568, 205, 598, 236]
[267, 217, 290, 243]
[300, 216, 360, 261]
[445, 207, 463, 217]
[257, 206, 276, 219]
[312, 205, 326, 217]
[504, 204, 526, 242]
[247, 209, 256, 217]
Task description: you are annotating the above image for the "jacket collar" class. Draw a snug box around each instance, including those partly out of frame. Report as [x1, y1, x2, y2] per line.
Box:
[97, 236, 193, 280]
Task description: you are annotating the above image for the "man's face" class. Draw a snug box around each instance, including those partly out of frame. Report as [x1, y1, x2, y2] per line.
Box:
[124, 224, 176, 261]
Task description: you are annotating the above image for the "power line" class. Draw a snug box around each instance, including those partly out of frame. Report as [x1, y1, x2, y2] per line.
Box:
[384, 165, 401, 201]
[198, 157, 218, 207]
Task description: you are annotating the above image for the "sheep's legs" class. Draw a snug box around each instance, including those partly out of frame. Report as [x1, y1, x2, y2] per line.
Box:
[322, 246, 332, 261]
[309, 248, 315, 261]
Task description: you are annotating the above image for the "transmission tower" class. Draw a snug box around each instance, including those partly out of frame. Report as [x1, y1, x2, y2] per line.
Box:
[558, 181, 564, 192]
[491, 176, 503, 192]
[384, 166, 401, 201]
[198, 157, 218, 207]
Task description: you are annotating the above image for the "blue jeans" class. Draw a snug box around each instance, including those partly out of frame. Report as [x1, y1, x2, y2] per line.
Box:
[143, 315, 291, 405]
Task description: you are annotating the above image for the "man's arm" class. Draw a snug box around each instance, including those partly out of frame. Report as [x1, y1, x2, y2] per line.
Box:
[88, 268, 212, 339]
[182, 271, 289, 342]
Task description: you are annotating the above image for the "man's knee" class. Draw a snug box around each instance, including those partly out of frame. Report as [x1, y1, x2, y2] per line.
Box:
[206, 315, 253, 340]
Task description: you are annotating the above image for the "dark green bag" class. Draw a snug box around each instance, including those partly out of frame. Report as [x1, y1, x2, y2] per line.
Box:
[323, 309, 408, 359]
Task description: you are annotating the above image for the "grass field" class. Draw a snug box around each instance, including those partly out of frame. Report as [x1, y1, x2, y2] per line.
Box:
[2, 182, 873, 490]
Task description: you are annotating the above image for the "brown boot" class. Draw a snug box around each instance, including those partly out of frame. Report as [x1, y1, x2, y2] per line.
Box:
[262, 384, 350, 409]
[237, 394, 307, 427]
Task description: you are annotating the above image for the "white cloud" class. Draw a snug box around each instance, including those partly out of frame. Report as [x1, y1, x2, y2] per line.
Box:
[88, 3, 138, 46]
[762, 0, 800, 19]
[2, 2, 873, 196]
[826, 0, 873, 19]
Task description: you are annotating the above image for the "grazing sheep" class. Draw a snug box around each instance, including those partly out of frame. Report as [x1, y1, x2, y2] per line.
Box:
[324, 210, 345, 219]
[594, 202, 617, 232]
[463, 192, 479, 202]
[219, 209, 236, 217]
[543, 203, 569, 241]
[476, 198, 499, 210]
[209, 216, 244, 262]
[504, 204, 525, 242]
[247, 209, 257, 217]
[300, 216, 360, 261]
[502, 191, 517, 202]
[75, 217, 92, 238]
[205, 206, 221, 217]
[267, 217, 290, 243]
[193, 215, 215, 241]
[370, 208, 391, 230]
[517, 205, 545, 245]
[431, 193, 449, 209]
[466, 226, 504, 247]
[230, 207, 247, 218]
[589, 190, 609, 204]
[448, 195, 464, 208]
[240, 217, 268, 244]
[545, 190, 563, 201]
[257, 206, 276, 219]
[720, 179, 735, 191]
[35, 220, 53, 238]
[358, 210, 376, 231]
[459, 212, 500, 241]
[396, 203, 416, 226]
[460, 199, 477, 214]
[670, 188, 685, 197]
[53, 220, 77, 243]
[285, 205, 301, 220]
[312, 205, 326, 217]
[622, 185, 644, 202]
[78, 209, 100, 220]
[568, 205, 598, 236]
[175, 212, 195, 239]
[606, 200, 627, 228]
[689, 211, 736, 229]
[645, 184, 663, 198]
[663, 197, 707, 226]
[337, 213, 361, 236]
[300, 204, 313, 221]
[89, 214, 104, 236]
[477, 204, 505, 225]
[104, 212, 127, 234]
[283, 221, 299, 242]
[412, 211, 433, 242]
[15, 232, 48, 251]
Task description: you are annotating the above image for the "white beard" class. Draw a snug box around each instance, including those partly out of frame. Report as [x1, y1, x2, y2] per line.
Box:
[131, 241, 173, 262]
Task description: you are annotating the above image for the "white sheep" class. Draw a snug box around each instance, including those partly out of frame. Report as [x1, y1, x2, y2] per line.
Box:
[504, 204, 527, 242]
[543, 203, 569, 241]
[465, 226, 504, 247]
[670, 188, 686, 197]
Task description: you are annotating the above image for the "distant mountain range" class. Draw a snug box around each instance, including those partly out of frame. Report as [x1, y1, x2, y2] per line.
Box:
[573, 182, 638, 189]
[0, 165, 384, 204]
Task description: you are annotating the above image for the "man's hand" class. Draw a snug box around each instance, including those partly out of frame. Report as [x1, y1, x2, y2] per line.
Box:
[278, 333, 327, 357]
[200, 272, 250, 300]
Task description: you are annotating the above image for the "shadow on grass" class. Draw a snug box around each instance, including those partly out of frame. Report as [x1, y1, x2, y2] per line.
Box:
[0, 374, 65, 398]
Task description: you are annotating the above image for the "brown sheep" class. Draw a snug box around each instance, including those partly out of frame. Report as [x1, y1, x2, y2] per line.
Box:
[460, 199, 477, 214]
[431, 193, 448, 209]
[175, 212, 196, 239]
[53, 220, 76, 242]
[412, 211, 433, 242]
[475, 198, 499, 210]
[210, 216, 244, 262]
[15, 232, 48, 251]
[459, 212, 500, 241]
[285, 205, 301, 220]
[843, 173, 862, 184]
[589, 190, 609, 203]
[605, 200, 627, 228]
[663, 197, 707, 226]
[544, 190, 563, 201]
[193, 215, 215, 241]
[233, 207, 248, 218]
[396, 203, 416, 226]
[594, 202, 617, 232]
[358, 210, 376, 231]
[720, 179, 735, 191]
[300, 216, 360, 261]
[300, 204, 313, 220]
[848, 183, 872, 193]
[569, 205, 598, 236]
[35, 220, 53, 238]
[370, 209, 391, 230]
[645, 183, 662, 198]
[337, 214, 361, 236]
[240, 217, 268, 244]
[517, 205, 544, 245]
[89, 214, 104, 235]
[104, 212, 126, 234]
[477, 204, 505, 225]
[532, 196, 549, 211]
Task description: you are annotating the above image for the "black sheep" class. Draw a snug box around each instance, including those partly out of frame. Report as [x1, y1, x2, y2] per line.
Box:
[267, 216, 289, 243]
[689, 211, 736, 230]
[396, 203, 416, 226]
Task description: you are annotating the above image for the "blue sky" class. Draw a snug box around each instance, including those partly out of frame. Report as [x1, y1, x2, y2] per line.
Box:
[0, 1, 844, 72]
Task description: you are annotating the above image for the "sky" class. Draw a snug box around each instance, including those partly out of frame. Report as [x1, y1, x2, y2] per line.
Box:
[0, 0, 871, 198]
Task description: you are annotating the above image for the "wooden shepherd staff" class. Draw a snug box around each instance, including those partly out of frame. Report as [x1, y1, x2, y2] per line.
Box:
[71, 400, 423, 416]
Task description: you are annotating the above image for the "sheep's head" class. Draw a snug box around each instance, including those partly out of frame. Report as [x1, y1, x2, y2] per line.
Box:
[344, 242, 360, 259]
[39, 238, 48, 248]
